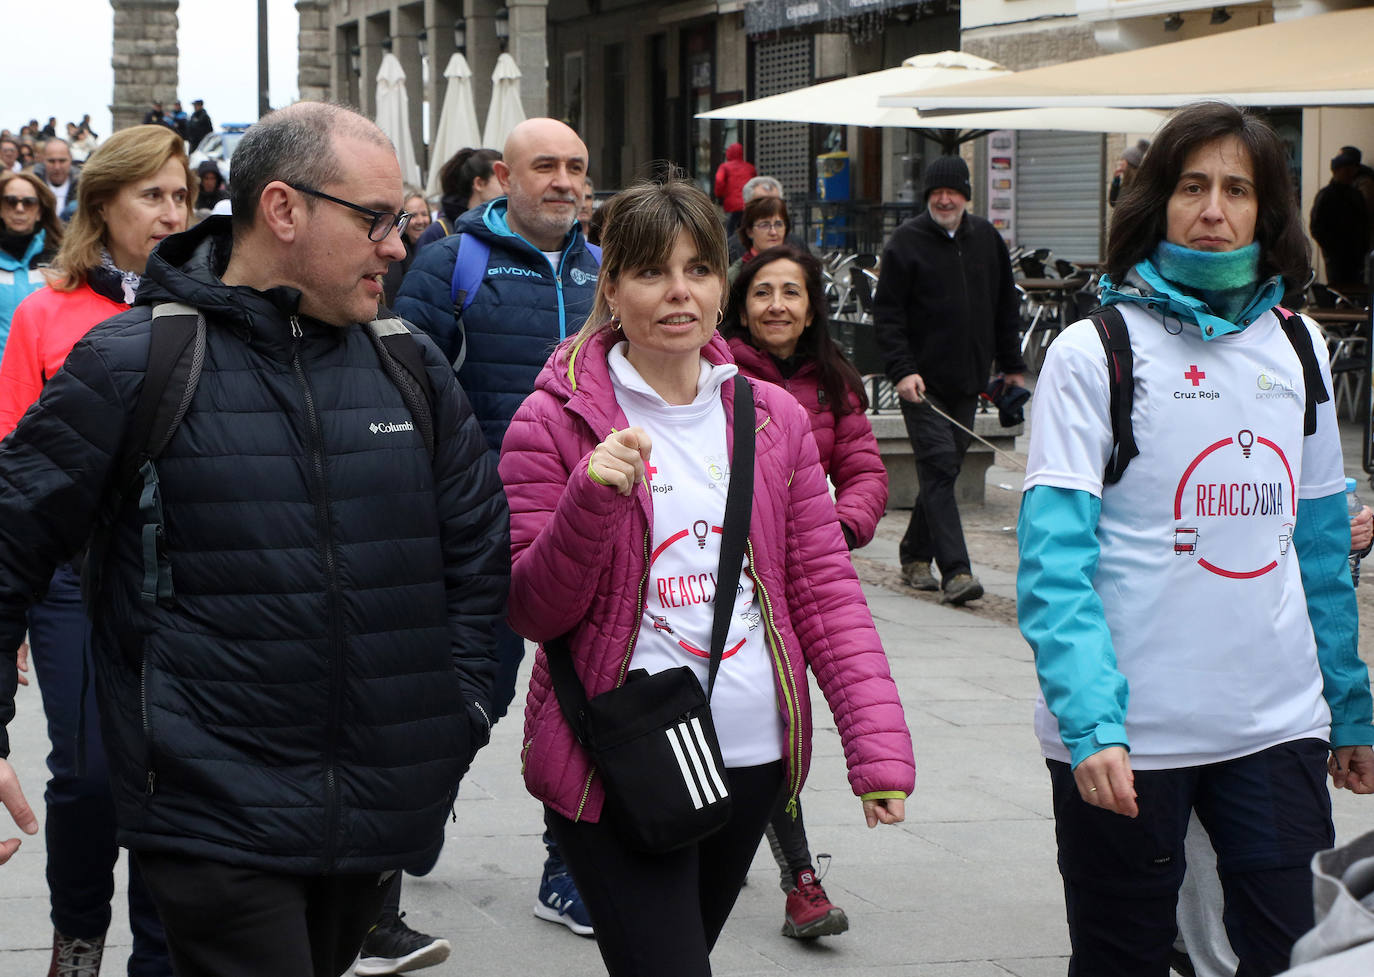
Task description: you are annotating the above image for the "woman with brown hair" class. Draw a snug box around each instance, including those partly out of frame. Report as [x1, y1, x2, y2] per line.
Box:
[727, 194, 790, 286]
[1019, 101, 1373, 975]
[0, 123, 191, 977]
[500, 179, 913, 976]
[0, 171, 61, 352]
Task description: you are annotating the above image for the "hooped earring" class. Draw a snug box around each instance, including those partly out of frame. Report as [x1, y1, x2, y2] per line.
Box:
[610, 307, 622, 331]
[715, 308, 724, 326]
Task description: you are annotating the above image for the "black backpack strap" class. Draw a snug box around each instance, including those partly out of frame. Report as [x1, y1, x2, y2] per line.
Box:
[1273, 306, 1329, 436]
[1089, 305, 1138, 484]
[364, 317, 436, 459]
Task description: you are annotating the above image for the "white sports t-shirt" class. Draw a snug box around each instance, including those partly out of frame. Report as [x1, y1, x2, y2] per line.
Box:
[1025, 303, 1345, 768]
[607, 344, 784, 768]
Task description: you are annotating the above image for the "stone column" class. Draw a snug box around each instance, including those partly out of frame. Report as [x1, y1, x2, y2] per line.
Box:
[297, 0, 331, 103]
[110, 0, 180, 133]
[508, 0, 547, 119]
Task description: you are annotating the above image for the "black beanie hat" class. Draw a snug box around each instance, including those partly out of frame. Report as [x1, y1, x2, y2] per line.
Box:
[924, 155, 971, 202]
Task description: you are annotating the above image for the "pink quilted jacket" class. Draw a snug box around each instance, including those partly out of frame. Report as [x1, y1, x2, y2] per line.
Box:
[499, 327, 915, 823]
[727, 336, 888, 548]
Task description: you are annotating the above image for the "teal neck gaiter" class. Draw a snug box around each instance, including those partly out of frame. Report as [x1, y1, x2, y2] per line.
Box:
[1150, 240, 1262, 324]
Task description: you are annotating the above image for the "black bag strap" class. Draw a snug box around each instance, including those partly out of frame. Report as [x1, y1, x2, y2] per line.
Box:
[1273, 306, 1329, 437]
[1088, 305, 1138, 485]
[546, 374, 756, 737]
[122, 302, 206, 491]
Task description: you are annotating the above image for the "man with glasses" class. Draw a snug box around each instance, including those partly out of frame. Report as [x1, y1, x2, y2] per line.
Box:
[34, 138, 77, 220]
[394, 115, 601, 951]
[873, 155, 1027, 606]
[0, 102, 509, 976]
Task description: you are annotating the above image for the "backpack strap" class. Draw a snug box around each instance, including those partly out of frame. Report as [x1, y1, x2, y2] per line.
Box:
[436, 216, 453, 237]
[97, 302, 206, 608]
[1089, 305, 1138, 485]
[1273, 306, 1330, 437]
[446, 233, 492, 373]
[364, 316, 437, 459]
[586, 242, 602, 264]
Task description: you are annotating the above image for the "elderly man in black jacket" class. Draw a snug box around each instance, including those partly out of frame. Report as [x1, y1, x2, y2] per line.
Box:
[0, 102, 509, 977]
[874, 155, 1026, 606]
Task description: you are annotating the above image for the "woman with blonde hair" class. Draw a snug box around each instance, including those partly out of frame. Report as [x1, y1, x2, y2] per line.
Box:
[0, 123, 190, 977]
[0, 170, 62, 352]
[500, 179, 914, 975]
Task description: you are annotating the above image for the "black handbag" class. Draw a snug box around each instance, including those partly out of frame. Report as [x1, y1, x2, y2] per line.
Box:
[545, 375, 755, 853]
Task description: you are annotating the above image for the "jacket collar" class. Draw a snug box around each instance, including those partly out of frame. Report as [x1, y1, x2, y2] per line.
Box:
[140, 215, 347, 359]
[475, 196, 586, 259]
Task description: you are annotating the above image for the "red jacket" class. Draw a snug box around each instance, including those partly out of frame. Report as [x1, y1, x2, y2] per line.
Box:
[0, 283, 128, 436]
[499, 327, 914, 822]
[714, 143, 756, 215]
[727, 336, 887, 547]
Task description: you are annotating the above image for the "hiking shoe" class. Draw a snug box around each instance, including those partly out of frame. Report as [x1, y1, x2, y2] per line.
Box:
[901, 561, 939, 591]
[940, 573, 984, 605]
[48, 930, 104, 977]
[354, 913, 451, 975]
[533, 868, 595, 937]
[782, 868, 849, 939]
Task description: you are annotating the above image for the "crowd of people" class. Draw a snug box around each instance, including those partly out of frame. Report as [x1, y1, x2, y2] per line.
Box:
[0, 96, 1370, 977]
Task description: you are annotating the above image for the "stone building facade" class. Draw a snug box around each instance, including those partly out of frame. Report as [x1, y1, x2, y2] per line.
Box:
[110, 0, 181, 132]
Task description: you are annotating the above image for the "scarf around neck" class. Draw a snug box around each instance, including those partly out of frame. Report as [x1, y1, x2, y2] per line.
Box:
[1150, 240, 1262, 324]
[92, 248, 142, 305]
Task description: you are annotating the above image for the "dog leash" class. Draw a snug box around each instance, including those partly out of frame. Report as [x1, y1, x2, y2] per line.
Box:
[916, 397, 1028, 472]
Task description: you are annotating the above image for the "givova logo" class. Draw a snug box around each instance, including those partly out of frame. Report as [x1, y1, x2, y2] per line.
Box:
[370, 420, 414, 434]
[487, 266, 542, 279]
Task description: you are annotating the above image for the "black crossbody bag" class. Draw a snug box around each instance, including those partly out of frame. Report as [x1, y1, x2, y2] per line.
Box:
[544, 375, 755, 853]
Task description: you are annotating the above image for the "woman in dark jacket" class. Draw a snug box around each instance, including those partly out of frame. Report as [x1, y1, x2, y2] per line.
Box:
[413, 147, 503, 248]
[382, 188, 433, 307]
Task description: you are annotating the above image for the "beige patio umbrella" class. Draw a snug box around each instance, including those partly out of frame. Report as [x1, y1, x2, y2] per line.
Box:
[374, 52, 422, 187]
[482, 53, 527, 151]
[427, 53, 483, 198]
[697, 51, 1168, 152]
[881, 9, 1374, 111]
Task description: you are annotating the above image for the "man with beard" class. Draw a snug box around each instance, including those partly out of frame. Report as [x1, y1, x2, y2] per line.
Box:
[384, 117, 601, 969]
[873, 155, 1027, 606]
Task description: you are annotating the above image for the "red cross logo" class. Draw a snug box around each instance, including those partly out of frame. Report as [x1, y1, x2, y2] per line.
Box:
[1184, 365, 1206, 386]
[644, 462, 658, 481]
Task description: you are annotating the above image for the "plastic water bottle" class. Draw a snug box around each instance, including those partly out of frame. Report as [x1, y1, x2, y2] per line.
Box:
[1347, 477, 1362, 587]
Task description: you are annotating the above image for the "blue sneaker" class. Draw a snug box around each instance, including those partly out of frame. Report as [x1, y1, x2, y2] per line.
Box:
[533, 868, 594, 937]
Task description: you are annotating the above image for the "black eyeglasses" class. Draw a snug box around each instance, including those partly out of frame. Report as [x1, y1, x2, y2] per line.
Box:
[286, 183, 411, 242]
[2, 195, 39, 210]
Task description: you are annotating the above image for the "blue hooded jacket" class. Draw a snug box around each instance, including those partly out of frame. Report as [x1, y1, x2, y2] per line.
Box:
[393, 197, 600, 452]
[0, 228, 53, 353]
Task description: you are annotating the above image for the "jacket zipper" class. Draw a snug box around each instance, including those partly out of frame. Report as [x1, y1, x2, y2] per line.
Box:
[290, 315, 346, 868]
[141, 657, 155, 795]
[572, 528, 651, 821]
[746, 539, 803, 817]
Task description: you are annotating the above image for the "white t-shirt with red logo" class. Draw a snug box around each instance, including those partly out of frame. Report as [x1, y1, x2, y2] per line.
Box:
[1024, 303, 1345, 768]
[607, 343, 784, 768]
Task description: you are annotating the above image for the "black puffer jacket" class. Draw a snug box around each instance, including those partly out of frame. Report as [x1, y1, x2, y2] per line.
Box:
[0, 216, 510, 874]
[873, 210, 1027, 398]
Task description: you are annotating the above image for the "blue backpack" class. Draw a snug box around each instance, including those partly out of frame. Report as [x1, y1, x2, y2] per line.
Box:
[445, 234, 601, 371]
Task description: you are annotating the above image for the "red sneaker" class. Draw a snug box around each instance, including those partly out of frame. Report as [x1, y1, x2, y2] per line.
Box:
[782, 868, 849, 939]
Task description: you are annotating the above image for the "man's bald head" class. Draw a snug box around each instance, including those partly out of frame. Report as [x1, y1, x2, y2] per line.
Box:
[495, 118, 589, 252]
[230, 101, 395, 235]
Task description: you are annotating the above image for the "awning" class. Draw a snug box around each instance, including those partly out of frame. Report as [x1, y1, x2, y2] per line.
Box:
[696, 51, 1167, 151]
[880, 8, 1374, 111]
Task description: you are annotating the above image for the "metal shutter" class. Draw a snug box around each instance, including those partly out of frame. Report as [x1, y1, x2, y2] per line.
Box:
[1013, 131, 1105, 263]
[753, 36, 813, 201]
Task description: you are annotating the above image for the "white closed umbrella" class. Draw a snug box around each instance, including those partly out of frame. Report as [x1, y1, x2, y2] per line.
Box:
[482, 53, 526, 151]
[427, 53, 483, 198]
[374, 52, 422, 187]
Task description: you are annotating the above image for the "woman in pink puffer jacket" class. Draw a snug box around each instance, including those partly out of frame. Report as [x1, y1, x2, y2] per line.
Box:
[499, 180, 913, 976]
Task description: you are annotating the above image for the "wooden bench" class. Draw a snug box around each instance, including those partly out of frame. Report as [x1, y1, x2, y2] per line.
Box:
[867, 409, 1023, 509]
